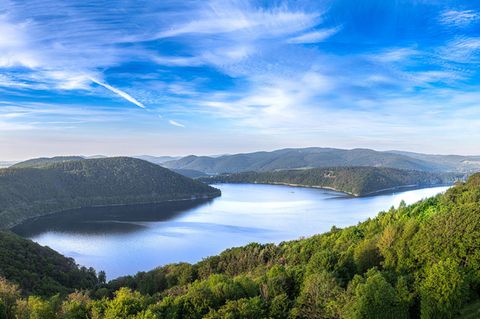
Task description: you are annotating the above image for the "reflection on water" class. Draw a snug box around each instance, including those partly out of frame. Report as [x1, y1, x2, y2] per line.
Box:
[13, 199, 213, 236]
[13, 184, 449, 279]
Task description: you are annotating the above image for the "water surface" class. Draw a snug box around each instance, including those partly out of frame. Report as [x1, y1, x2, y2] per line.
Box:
[14, 184, 449, 279]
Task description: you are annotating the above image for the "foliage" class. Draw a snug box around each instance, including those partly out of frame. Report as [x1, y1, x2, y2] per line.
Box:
[0, 232, 99, 296]
[0, 157, 220, 228]
[201, 166, 459, 196]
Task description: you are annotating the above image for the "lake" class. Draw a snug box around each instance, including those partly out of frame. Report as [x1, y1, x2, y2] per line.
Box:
[13, 183, 449, 279]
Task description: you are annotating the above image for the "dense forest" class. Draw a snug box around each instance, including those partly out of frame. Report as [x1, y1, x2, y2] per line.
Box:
[0, 232, 101, 297]
[0, 173, 478, 318]
[0, 157, 220, 229]
[201, 167, 460, 196]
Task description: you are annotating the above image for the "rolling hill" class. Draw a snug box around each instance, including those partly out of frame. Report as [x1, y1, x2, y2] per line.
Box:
[162, 147, 480, 174]
[0, 157, 220, 229]
[201, 167, 460, 196]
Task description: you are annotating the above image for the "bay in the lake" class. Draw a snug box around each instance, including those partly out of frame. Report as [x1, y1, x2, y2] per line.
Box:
[13, 183, 449, 279]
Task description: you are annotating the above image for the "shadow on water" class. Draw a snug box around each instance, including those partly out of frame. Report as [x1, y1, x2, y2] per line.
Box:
[12, 198, 215, 237]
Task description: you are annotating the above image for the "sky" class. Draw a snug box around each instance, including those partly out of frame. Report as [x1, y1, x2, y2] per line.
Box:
[1, 0, 480, 160]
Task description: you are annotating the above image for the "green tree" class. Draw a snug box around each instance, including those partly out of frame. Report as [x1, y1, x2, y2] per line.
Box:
[98, 271, 107, 285]
[104, 288, 146, 319]
[420, 259, 467, 319]
[25, 296, 56, 319]
[204, 297, 265, 319]
[293, 271, 343, 319]
[269, 293, 290, 319]
[0, 277, 19, 319]
[353, 238, 383, 273]
[60, 291, 91, 319]
[346, 270, 408, 319]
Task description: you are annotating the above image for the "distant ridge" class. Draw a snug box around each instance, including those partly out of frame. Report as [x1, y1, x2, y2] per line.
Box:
[0, 157, 220, 229]
[134, 155, 181, 165]
[162, 147, 480, 174]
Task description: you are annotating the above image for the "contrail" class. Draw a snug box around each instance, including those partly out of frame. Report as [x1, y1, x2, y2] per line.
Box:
[90, 78, 145, 108]
[169, 119, 185, 127]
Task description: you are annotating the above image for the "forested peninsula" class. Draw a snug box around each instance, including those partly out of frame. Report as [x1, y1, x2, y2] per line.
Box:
[0, 157, 220, 229]
[201, 166, 460, 196]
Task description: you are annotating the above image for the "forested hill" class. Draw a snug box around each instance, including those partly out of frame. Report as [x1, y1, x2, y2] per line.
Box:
[0, 157, 220, 229]
[1, 174, 477, 318]
[10, 156, 85, 168]
[162, 147, 480, 174]
[202, 167, 460, 196]
[0, 231, 100, 296]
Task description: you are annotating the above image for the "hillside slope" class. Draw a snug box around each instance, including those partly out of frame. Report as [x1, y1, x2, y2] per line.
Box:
[0, 231, 100, 296]
[0, 157, 220, 229]
[201, 167, 459, 196]
[99, 173, 480, 318]
[163, 147, 479, 174]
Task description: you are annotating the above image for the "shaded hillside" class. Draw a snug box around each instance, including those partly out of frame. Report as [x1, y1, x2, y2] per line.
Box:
[163, 147, 478, 174]
[201, 167, 460, 196]
[10, 156, 85, 168]
[173, 168, 208, 179]
[0, 231, 99, 296]
[0, 157, 220, 229]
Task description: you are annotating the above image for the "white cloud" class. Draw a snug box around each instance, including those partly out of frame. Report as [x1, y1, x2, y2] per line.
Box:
[169, 119, 185, 127]
[150, 0, 324, 71]
[0, 15, 40, 68]
[152, 55, 204, 67]
[440, 10, 480, 26]
[441, 37, 480, 62]
[155, 1, 320, 39]
[288, 27, 340, 44]
[372, 48, 418, 63]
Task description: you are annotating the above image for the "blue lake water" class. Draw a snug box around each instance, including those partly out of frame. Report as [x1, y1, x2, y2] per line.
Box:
[13, 184, 449, 279]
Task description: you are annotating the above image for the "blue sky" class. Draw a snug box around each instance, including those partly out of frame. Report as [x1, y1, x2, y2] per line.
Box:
[1, 0, 479, 160]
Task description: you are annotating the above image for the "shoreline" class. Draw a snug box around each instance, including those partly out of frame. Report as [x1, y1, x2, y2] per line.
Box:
[210, 181, 452, 197]
[6, 191, 221, 230]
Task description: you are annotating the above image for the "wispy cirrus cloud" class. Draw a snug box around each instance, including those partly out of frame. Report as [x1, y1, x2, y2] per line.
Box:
[287, 27, 340, 44]
[440, 9, 480, 26]
[154, 1, 320, 39]
[440, 37, 480, 62]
